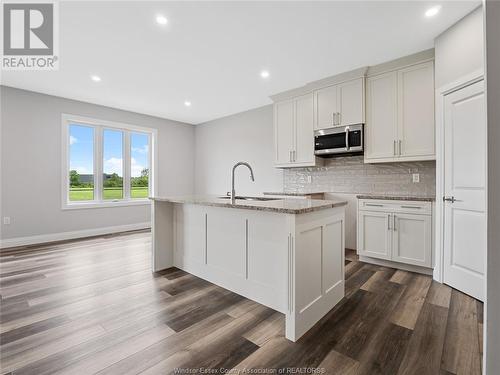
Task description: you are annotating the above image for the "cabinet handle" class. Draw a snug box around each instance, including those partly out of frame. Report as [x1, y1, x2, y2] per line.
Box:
[393, 140, 397, 156]
[401, 205, 421, 209]
[393, 215, 397, 231]
[332, 113, 336, 126]
[398, 140, 402, 156]
[387, 214, 391, 230]
[365, 203, 383, 207]
[289, 150, 292, 162]
[338, 112, 341, 125]
[293, 150, 296, 162]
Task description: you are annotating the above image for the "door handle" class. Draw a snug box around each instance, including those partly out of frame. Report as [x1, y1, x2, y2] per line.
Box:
[443, 196, 456, 203]
[393, 215, 397, 231]
[387, 214, 391, 230]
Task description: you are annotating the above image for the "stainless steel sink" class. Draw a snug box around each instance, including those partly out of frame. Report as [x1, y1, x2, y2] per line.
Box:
[217, 196, 279, 201]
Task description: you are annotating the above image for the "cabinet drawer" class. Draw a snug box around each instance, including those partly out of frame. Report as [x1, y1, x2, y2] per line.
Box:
[358, 199, 432, 215]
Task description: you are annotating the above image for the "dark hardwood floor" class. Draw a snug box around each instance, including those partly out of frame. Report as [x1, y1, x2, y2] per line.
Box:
[0, 230, 483, 374]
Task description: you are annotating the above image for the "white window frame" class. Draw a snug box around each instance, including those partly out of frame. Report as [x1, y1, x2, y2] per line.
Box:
[61, 114, 158, 210]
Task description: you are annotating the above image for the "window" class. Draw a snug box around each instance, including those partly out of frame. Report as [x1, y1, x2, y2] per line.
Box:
[102, 129, 124, 200]
[130, 132, 150, 199]
[62, 115, 156, 209]
[69, 124, 94, 201]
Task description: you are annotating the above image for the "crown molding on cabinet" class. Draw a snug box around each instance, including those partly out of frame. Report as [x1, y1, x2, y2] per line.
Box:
[367, 48, 435, 77]
[270, 67, 368, 102]
[270, 48, 434, 103]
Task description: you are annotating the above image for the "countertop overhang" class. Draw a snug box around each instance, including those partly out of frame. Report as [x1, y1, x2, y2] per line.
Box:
[356, 194, 435, 202]
[149, 195, 347, 214]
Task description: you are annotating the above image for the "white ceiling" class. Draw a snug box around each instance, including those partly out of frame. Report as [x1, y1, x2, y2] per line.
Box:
[1, 1, 480, 124]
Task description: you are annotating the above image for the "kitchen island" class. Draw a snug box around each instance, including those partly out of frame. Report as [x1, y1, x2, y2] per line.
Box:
[150, 195, 347, 341]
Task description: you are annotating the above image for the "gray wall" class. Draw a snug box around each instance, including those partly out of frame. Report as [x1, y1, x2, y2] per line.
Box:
[194, 105, 283, 195]
[0, 86, 195, 240]
[485, 1, 500, 373]
[434, 6, 484, 89]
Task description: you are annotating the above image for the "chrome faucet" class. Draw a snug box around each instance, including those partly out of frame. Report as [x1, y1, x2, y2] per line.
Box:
[231, 162, 255, 204]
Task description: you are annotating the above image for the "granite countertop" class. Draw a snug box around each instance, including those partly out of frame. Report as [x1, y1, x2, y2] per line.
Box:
[263, 191, 325, 196]
[356, 194, 435, 202]
[150, 195, 347, 214]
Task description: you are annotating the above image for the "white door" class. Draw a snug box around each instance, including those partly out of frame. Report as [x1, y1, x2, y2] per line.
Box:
[392, 213, 432, 267]
[443, 79, 486, 301]
[357, 211, 392, 260]
[365, 72, 398, 160]
[338, 78, 364, 126]
[314, 85, 339, 130]
[398, 62, 435, 158]
[274, 100, 294, 165]
[294, 93, 314, 164]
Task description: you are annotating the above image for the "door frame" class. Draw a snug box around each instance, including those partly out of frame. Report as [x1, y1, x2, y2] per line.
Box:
[433, 69, 485, 284]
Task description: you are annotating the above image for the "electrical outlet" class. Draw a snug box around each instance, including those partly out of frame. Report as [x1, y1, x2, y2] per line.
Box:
[3, 217, 11, 225]
[307, 176, 312, 183]
[412, 173, 420, 183]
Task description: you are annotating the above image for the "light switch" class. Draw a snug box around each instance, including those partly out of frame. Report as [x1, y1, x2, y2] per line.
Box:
[412, 173, 420, 183]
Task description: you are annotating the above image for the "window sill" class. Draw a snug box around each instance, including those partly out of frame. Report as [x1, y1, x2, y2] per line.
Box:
[62, 199, 151, 210]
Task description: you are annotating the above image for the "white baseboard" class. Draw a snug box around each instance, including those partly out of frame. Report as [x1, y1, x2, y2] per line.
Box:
[0, 222, 151, 249]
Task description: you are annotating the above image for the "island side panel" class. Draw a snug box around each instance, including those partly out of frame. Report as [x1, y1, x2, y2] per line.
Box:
[285, 206, 346, 341]
[173, 204, 288, 313]
[152, 200, 175, 272]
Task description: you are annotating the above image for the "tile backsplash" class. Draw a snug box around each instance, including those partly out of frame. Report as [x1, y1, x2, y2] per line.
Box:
[283, 156, 436, 197]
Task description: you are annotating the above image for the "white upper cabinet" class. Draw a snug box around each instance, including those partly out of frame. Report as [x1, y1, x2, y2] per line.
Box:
[398, 62, 435, 158]
[365, 60, 435, 163]
[338, 78, 365, 127]
[294, 94, 315, 165]
[366, 72, 398, 160]
[314, 85, 339, 130]
[273, 94, 315, 168]
[274, 99, 295, 166]
[313, 77, 365, 130]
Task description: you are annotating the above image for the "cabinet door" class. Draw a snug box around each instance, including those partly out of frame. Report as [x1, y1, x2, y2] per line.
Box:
[294, 93, 314, 164]
[338, 78, 364, 126]
[274, 100, 294, 165]
[392, 213, 432, 267]
[398, 62, 435, 158]
[357, 211, 392, 260]
[314, 85, 338, 130]
[365, 72, 398, 160]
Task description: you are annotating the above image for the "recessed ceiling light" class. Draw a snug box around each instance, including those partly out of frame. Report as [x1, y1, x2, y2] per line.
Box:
[260, 70, 270, 79]
[425, 5, 441, 18]
[184, 101, 191, 107]
[156, 15, 168, 25]
[90, 75, 101, 82]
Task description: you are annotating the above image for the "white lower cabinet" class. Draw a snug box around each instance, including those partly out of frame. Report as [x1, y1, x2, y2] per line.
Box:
[358, 210, 392, 260]
[357, 199, 432, 269]
[392, 213, 432, 267]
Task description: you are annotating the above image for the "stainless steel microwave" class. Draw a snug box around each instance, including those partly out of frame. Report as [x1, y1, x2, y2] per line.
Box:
[314, 124, 363, 157]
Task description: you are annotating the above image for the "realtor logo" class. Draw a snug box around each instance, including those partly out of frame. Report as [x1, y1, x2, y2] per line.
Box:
[2, 1, 59, 70]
